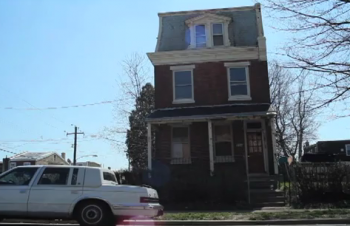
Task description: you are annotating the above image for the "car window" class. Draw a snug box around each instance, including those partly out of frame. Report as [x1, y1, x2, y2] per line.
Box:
[0, 167, 38, 186]
[103, 172, 117, 183]
[71, 168, 79, 185]
[38, 168, 70, 185]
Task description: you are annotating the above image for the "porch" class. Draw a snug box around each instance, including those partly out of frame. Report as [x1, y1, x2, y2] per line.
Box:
[146, 103, 279, 206]
[146, 104, 277, 176]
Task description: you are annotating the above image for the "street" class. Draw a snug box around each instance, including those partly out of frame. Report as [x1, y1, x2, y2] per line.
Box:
[2, 224, 350, 226]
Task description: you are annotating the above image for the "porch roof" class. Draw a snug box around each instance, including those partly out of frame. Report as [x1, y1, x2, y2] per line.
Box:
[147, 103, 275, 123]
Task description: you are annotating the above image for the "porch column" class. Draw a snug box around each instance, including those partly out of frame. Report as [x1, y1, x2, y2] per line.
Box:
[270, 118, 278, 174]
[208, 120, 214, 175]
[147, 122, 152, 171]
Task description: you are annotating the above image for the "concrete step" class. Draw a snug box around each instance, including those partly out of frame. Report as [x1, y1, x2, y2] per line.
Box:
[250, 188, 284, 194]
[252, 195, 285, 203]
[252, 201, 286, 207]
[250, 181, 278, 189]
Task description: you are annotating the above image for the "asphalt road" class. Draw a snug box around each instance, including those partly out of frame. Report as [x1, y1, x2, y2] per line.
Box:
[2, 224, 350, 226]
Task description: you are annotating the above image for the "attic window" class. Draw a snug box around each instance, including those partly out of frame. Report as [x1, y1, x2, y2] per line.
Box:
[213, 23, 224, 46]
[186, 13, 231, 49]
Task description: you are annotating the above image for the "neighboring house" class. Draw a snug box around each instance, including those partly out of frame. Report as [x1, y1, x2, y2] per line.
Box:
[146, 4, 279, 205]
[0, 161, 3, 174]
[9, 152, 69, 169]
[76, 161, 101, 167]
[302, 140, 350, 162]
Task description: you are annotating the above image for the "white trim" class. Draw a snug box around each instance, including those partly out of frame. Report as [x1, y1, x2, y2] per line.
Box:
[172, 67, 195, 104]
[270, 118, 278, 174]
[213, 122, 235, 163]
[185, 14, 231, 25]
[147, 47, 259, 66]
[155, 16, 163, 52]
[147, 123, 152, 170]
[208, 120, 214, 175]
[173, 99, 195, 104]
[224, 62, 250, 67]
[226, 66, 251, 101]
[345, 144, 350, 156]
[255, 3, 264, 37]
[186, 13, 231, 49]
[158, 5, 256, 16]
[170, 65, 196, 70]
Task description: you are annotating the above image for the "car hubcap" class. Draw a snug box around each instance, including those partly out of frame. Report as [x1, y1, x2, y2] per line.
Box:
[81, 205, 103, 224]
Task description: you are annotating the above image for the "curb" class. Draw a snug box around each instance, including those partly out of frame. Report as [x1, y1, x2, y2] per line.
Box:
[124, 218, 350, 225]
[2, 218, 350, 225]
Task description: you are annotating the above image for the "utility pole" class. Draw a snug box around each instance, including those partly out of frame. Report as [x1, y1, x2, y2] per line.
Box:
[67, 126, 84, 165]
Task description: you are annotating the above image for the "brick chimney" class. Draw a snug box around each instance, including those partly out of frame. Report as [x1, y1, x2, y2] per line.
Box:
[61, 152, 66, 161]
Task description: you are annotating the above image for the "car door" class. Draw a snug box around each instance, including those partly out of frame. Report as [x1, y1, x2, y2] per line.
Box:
[0, 167, 40, 216]
[27, 167, 84, 218]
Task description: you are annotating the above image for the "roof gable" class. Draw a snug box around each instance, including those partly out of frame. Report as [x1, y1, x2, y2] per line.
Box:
[185, 13, 231, 25]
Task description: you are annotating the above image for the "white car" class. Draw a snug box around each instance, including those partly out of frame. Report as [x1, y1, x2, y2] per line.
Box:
[0, 165, 163, 226]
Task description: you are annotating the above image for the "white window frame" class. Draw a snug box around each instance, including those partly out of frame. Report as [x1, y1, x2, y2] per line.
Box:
[171, 65, 195, 104]
[186, 14, 231, 49]
[345, 144, 350, 156]
[212, 23, 224, 47]
[213, 122, 234, 163]
[23, 162, 31, 166]
[225, 62, 251, 101]
[171, 125, 191, 164]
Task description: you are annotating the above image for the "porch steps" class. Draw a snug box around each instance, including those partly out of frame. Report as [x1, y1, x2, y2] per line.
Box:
[248, 174, 286, 207]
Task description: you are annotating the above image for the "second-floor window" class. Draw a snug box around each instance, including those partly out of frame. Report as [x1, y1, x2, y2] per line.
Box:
[171, 65, 195, 104]
[225, 62, 251, 101]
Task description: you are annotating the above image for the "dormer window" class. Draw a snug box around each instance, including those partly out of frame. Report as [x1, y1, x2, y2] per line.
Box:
[195, 25, 206, 48]
[213, 23, 224, 46]
[186, 13, 231, 49]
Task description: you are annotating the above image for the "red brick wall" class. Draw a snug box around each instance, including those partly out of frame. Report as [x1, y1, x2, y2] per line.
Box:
[154, 60, 270, 109]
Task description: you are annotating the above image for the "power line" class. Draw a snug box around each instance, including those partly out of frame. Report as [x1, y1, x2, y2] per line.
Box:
[2, 100, 116, 111]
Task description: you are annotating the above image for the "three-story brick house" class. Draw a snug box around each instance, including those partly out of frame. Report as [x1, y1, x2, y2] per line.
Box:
[146, 3, 280, 205]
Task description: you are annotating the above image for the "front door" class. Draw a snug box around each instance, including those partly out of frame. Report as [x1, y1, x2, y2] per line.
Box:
[247, 131, 265, 173]
[0, 167, 40, 216]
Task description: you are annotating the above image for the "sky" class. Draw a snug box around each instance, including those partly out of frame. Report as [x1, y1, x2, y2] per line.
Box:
[0, 0, 349, 170]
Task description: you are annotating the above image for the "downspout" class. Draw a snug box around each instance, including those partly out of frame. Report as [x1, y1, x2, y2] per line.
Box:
[243, 121, 251, 204]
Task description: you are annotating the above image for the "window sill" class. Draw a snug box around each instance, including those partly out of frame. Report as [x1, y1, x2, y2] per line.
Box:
[228, 96, 252, 101]
[173, 99, 195, 104]
[214, 156, 235, 163]
[170, 158, 192, 164]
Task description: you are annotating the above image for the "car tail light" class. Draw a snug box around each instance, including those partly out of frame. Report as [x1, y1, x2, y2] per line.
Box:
[140, 197, 159, 203]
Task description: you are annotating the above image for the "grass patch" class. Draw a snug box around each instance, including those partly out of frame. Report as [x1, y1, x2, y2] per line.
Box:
[159, 209, 350, 221]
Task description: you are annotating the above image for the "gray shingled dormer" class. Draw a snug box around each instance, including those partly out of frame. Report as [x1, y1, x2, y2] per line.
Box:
[156, 6, 259, 52]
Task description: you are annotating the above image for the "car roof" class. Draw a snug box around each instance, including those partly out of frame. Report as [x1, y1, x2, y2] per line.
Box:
[16, 165, 110, 171]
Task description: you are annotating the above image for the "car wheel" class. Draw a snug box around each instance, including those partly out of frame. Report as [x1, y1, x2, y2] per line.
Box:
[76, 201, 115, 226]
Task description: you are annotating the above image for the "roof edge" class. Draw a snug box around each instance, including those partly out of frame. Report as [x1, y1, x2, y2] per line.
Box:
[158, 4, 257, 17]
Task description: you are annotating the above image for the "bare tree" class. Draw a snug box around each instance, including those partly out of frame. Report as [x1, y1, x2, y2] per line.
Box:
[103, 53, 151, 169]
[262, 0, 350, 114]
[269, 62, 319, 159]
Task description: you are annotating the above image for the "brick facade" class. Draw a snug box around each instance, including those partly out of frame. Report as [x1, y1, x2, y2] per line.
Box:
[154, 60, 270, 109]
